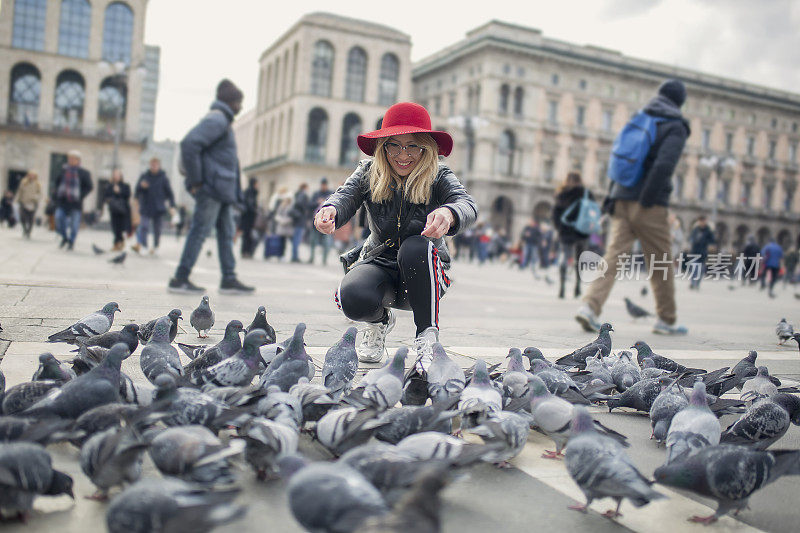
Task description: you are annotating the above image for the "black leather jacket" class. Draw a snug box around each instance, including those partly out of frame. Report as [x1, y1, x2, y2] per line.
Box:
[323, 160, 478, 269]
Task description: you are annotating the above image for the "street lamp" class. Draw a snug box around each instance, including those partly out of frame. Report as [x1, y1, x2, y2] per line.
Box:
[98, 60, 146, 170]
[698, 154, 736, 225]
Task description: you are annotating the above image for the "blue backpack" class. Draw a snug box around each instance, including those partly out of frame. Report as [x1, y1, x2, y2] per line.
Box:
[607, 111, 670, 187]
[561, 190, 602, 236]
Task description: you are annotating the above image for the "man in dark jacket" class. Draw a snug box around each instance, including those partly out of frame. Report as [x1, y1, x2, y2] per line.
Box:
[289, 183, 310, 263]
[308, 178, 333, 265]
[578, 79, 690, 335]
[520, 218, 542, 273]
[169, 79, 253, 294]
[687, 215, 716, 290]
[238, 177, 259, 258]
[53, 149, 93, 250]
[133, 157, 175, 255]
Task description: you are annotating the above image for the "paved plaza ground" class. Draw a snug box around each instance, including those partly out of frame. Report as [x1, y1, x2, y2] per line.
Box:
[0, 226, 799, 533]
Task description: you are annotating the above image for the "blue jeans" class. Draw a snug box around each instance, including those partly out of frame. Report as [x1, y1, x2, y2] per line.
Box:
[55, 207, 81, 244]
[137, 213, 163, 248]
[521, 243, 538, 270]
[309, 230, 332, 263]
[291, 226, 305, 261]
[175, 193, 235, 280]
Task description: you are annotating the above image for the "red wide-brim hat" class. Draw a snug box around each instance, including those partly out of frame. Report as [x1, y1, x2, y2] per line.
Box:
[357, 102, 453, 157]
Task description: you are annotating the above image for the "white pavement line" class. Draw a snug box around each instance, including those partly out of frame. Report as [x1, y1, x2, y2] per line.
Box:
[445, 347, 798, 362]
[509, 433, 764, 533]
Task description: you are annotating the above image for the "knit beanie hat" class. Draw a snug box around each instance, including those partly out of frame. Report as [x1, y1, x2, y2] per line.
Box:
[658, 79, 687, 107]
[216, 79, 243, 105]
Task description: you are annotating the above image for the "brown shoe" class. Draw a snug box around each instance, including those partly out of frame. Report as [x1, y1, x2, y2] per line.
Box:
[131, 243, 142, 254]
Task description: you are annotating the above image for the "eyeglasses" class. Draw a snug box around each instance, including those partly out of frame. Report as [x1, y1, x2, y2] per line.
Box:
[384, 141, 424, 158]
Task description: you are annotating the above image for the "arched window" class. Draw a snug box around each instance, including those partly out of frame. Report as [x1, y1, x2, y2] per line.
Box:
[59, 0, 91, 58]
[378, 53, 399, 106]
[498, 84, 510, 114]
[345, 47, 367, 102]
[305, 107, 328, 163]
[102, 2, 133, 63]
[97, 77, 126, 135]
[513, 86, 524, 116]
[497, 130, 515, 176]
[340, 113, 363, 166]
[53, 70, 85, 131]
[310, 41, 334, 97]
[8, 63, 41, 126]
[12, 0, 47, 51]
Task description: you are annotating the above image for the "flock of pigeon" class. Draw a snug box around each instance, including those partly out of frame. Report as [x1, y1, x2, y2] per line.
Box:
[0, 297, 799, 532]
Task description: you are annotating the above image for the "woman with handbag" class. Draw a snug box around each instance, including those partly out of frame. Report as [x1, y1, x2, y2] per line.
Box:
[552, 172, 594, 299]
[105, 169, 132, 251]
[314, 102, 477, 384]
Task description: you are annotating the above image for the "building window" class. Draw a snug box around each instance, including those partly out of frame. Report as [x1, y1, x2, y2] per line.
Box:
[725, 132, 733, 153]
[448, 92, 455, 116]
[547, 100, 558, 125]
[702, 128, 711, 151]
[97, 77, 126, 135]
[12, 0, 47, 51]
[498, 84, 509, 114]
[8, 63, 41, 126]
[576, 105, 586, 127]
[763, 183, 774, 209]
[517, 67, 525, 78]
[551, 74, 559, 86]
[771, 118, 777, 129]
[58, 0, 91, 58]
[345, 46, 367, 102]
[339, 112, 362, 166]
[785, 185, 796, 211]
[543, 158, 555, 182]
[497, 130, 515, 176]
[768, 139, 776, 159]
[790, 142, 797, 163]
[697, 176, 707, 200]
[513, 87, 524, 117]
[311, 41, 334, 97]
[305, 108, 328, 163]
[673, 174, 684, 199]
[502, 64, 511, 75]
[433, 96, 441, 116]
[719, 180, 730, 205]
[378, 53, 399, 106]
[578, 79, 587, 90]
[102, 2, 133, 63]
[746, 136, 755, 156]
[53, 70, 85, 131]
[793, 122, 798, 133]
[602, 109, 613, 132]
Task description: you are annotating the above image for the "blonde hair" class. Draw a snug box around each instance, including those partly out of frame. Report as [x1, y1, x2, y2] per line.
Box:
[369, 133, 439, 204]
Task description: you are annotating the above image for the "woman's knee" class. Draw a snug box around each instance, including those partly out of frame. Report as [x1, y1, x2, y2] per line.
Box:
[338, 279, 384, 322]
[398, 235, 430, 265]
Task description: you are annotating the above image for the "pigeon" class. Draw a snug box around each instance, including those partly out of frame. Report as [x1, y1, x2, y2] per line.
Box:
[640, 358, 669, 380]
[0, 416, 74, 445]
[47, 301, 120, 343]
[245, 305, 276, 343]
[555, 323, 613, 369]
[740, 366, 779, 403]
[153, 375, 231, 429]
[193, 330, 268, 388]
[0, 369, 4, 404]
[75, 323, 140, 353]
[654, 445, 800, 524]
[468, 410, 531, 467]
[776, 318, 794, 345]
[565, 406, 664, 518]
[92, 243, 105, 255]
[665, 381, 720, 464]
[0, 442, 74, 521]
[289, 378, 339, 423]
[1, 380, 61, 415]
[316, 407, 387, 456]
[260, 323, 313, 381]
[139, 309, 182, 344]
[147, 425, 245, 484]
[458, 359, 502, 432]
[140, 317, 183, 384]
[71, 403, 142, 447]
[109, 251, 127, 265]
[255, 386, 304, 429]
[31, 352, 77, 383]
[521, 346, 547, 369]
[528, 374, 574, 459]
[610, 352, 641, 392]
[190, 295, 215, 338]
[792, 333, 800, 354]
[396, 431, 499, 463]
[721, 393, 800, 449]
[624, 297, 652, 319]
[529, 359, 593, 404]
[582, 353, 613, 386]
[22, 343, 129, 419]
[347, 347, 407, 410]
[80, 424, 149, 500]
[183, 320, 244, 375]
[372, 401, 459, 444]
[631, 341, 703, 374]
[607, 377, 663, 413]
[425, 343, 466, 403]
[321, 327, 359, 400]
[235, 416, 299, 480]
[106, 478, 245, 533]
[641, 286, 648, 296]
[281, 455, 388, 533]
[649, 379, 688, 443]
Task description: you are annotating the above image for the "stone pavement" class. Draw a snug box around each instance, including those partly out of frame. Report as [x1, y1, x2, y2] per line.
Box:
[0, 227, 799, 533]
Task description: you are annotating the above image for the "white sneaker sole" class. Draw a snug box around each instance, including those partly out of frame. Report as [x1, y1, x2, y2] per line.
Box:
[575, 314, 599, 333]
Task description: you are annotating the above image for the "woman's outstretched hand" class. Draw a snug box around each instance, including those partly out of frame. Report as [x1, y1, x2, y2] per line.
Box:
[314, 206, 337, 235]
[421, 207, 455, 239]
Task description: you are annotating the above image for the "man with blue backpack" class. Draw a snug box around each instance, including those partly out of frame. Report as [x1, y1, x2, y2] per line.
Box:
[576, 79, 690, 335]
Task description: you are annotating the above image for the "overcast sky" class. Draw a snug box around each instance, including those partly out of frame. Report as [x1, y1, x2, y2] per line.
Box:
[144, 0, 800, 141]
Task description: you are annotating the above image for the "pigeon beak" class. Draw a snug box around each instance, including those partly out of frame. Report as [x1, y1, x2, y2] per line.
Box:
[178, 316, 184, 321]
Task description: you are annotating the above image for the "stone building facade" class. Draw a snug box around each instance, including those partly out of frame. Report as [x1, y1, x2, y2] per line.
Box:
[0, 0, 157, 213]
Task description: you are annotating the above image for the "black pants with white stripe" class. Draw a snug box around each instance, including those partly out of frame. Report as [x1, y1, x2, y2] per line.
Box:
[337, 235, 450, 335]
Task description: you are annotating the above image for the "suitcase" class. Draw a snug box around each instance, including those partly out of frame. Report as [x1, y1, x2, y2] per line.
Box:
[263, 234, 285, 258]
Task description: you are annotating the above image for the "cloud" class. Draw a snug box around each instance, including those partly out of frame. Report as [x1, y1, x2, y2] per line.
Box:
[598, 0, 665, 19]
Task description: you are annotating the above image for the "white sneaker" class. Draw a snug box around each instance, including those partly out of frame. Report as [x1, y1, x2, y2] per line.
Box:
[575, 305, 601, 333]
[358, 309, 396, 363]
[413, 327, 440, 374]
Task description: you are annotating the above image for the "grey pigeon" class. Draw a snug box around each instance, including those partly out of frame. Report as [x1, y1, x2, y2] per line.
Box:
[468, 410, 531, 467]
[396, 431, 497, 462]
[348, 347, 407, 410]
[281, 456, 388, 533]
[72, 403, 141, 446]
[529, 359, 593, 404]
[193, 329, 267, 388]
[1, 380, 61, 415]
[425, 343, 466, 403]
[76, 323, 140, 353]
[522, 346, 547, 369]
[0, 416, 74, 445]
[665, 381, 720, 464]
[611, 351, 642, 392]
[92, 243, 105, 255]
[631, 341, 703, 374]
[730, 350, 759, 389]
[106, 478, 245, 533]
[321, 327, 359, 400]
[565, 406, 663, 518]
[139, 309, 182, 344]
[640, 358, 669, 380]
[255, 386, 303, 429]
[624, 297, 652, 319]
[555, 323, 613, 369]
[147, 425, 245, 484]
[153, 374, 230, 429]
[289, 378, 339, 423]
[260, 323, 313, 382]
[140, 317, 183, 384]
[80, 424, 149, 500]
[458, 359, 502, 432]
[190, 295, 215, 338]
[721, 393, 800, 449]
[654, 444, 800, 524]
[0, 442, 74, 521]
[183, 320, 244, 375]
[245, 305, 276, 343]
[649, 378, 688, 443]
[316, 407, 387, 456]
[108, 251, 127, 265]
[776, 318, 794, 344]
[607, 377, 662, 413]
[740, 366, 779, 403]
[583, 353, 613, 386]
[47, 301, 120, 343]
[31, 352, 76, 383]
[529, 374, 574, 458]
[235, 416, 298, 480]
[373, 402, 459, 444]
[23, 343, 129, 419]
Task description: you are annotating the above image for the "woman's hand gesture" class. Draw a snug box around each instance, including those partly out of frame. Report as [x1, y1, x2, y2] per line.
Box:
[314, 206, 337, 235]
[421, 207, 454, 239]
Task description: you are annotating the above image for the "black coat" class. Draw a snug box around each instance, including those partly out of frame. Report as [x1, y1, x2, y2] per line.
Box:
[135, 170, 175, 217]
[323, 160, 478, 269]
[105, 182, 131, 215]
[553, 186, 593, 244]
[53, 165, 93, 211]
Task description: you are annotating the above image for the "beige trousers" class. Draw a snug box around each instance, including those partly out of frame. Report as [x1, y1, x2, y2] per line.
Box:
[583, 200, 676, 325]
